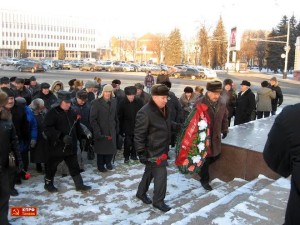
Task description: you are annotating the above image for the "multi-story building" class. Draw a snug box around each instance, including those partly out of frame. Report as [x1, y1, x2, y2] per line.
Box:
[0, 9, 96, 59]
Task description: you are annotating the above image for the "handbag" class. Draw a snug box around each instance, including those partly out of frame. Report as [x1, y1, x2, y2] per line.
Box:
[8, 151, 16, 168]
[87, 144, 95, 160]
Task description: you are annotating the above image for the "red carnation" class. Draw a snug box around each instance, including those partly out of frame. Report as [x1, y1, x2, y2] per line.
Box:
[161, 153, 168, 161]
[76, 114, 81, 120]
[25, 172, 31, 180]
[156, 158, 162, 165]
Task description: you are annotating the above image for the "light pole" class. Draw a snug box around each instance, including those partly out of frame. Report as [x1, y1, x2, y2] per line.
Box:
[283, 19, 290, 79]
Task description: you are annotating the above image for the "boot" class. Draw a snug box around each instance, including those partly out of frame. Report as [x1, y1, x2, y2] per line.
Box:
[44, 178, 58, 193]
[72, 174, 91, 192]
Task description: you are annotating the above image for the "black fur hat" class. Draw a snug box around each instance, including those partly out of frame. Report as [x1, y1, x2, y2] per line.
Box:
[206, 81, 222, 92]
[223, 78, 233, 86]
[125, 86, 137, 95]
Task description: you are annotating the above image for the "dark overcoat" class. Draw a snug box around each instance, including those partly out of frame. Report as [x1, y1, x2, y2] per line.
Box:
[90, 97, 118, 155]
[234, 88, 256, 125]
[195, 94, 228, 157]
[33, 91, 57, 111]
[263, 103, 300, 224]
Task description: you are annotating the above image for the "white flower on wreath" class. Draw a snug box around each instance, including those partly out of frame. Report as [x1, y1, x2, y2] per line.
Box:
[197, 142, 205, 151]
[199, 132, 206, 141]
[198, 120, 208, 130]
[192, 155, 202, 164]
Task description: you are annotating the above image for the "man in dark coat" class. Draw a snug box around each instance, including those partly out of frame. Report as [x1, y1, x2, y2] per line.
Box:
[13, 78, 32, 105]
[135, 83, 151, 105]
[43, 91, 91, 193]
[0, 92, 23, 225]
[135, 84, 172, 212]
[234, 80, 256, 126]
[111, 79, 125, 106]
[221, 79, 237, 126]
[195, 81, 229, 191]
[33, 82, 57, 111]
[263, 103, 300, 225]
[118, 86, 143, 163]
[90, 84, 119, 172]
[29, 76, 41, 97]
[269, 76, 283, 115]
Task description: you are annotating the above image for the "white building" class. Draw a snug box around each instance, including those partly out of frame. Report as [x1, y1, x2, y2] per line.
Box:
[0, 9, 96, 59]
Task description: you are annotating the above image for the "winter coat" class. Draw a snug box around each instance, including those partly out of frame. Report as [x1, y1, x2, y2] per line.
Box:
[134, 99, 171, 161]
[22, 105, 38, 153]
[256, 87, 276, 112]
[71, 98, 91, 130]
[118, 97, 143, 135]
[114, 89, 126, 106]
[11, 102, 30, 142]
[234, 88, 256, 125]
[136, 91, 151, 105]
[90, 97, 119, 155]
[195, 94, 228, 157]
[30, 112, 48, 163]
[263, 103, 300, 224]
[13, 87, 32, 105]
[168, 91, 183, 125]
[33, 91, 57, 111]
[179, 92, 198, 121]
[156, 74, 170, 84]
[144, 74, 154, 88]
[44, 105, 83, 157]
[221, 89, 237, 118]
[30, 83, 41, 97]
[0, 109, 22, 170]
[50, 81, 64, 98]
[270, 84, 283, 112]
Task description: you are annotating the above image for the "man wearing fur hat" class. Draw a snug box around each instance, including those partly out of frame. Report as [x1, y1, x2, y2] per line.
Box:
[0, 91, 23, 225]
[33, 82, 57, 111]
[43, 90, 91, 192]
[118, 86, 143, 163]
[13, 78, 32, 105]
[90, 84, 119, 172]
[195, 80, 229, 191]
[221, 79, 237, 126]
[0, 77, 10, 88]
[111, 79, 125, 105]
[135, 84, 172, 212]
[135, 83, 151, 105]
[29, 76, 41, 96]
[269, 76, 283, 115]
[234, 80, 256, 126]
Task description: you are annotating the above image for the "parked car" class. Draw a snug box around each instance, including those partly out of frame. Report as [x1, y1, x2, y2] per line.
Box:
[130, 63, 142, 72]
[54, 61, 71, 70]
[196, 66, 217, 79]
[17, 62, 45, 73]
[173, 68, 205, 80]
[102, 61, 118, 72]
[79, 63, 102, 72]
[114, 63, 134, 72]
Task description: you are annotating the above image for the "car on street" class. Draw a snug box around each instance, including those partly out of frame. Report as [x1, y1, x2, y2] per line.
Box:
[173, 67, 205, 80]
[79, 63, 102, 72]
[54, 61, 71, 70]
[17, 62, 45, 73]
[196, 66, 218, 79]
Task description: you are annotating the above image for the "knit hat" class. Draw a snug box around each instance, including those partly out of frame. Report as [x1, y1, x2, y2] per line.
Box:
[206, 81, 222, 92]
[85, 80, 97, 89]
[240, 80, 251, 87]
[99, 84, 115, 98]
[41, 82, 50, 89]
[124, 86, 137, 95]
[151, 84, 169, 96]
[76, 90, 88, 101]
[134, 83, 144, 90]
[0, 87, 15, 97]
[0, 77, 10, 84]
[184, 86, 193, 93]
[0, 91, 8, 107]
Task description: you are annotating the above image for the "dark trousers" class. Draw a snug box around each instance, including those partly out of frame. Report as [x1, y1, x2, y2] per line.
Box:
[198, 155, 220, 183]
[45, 154, 80, 180]
[124, 135, 136, 158]
[257, 111, 271, 119]
[137, 165, 167, 205]
[96, 154, 113, 170]
[21, 151, 29, 171]
[0, 169, 10, 225]
[8, 167, 17, 191]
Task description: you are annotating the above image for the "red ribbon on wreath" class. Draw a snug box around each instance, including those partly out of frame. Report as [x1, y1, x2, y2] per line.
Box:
[175, 103, 211, 166]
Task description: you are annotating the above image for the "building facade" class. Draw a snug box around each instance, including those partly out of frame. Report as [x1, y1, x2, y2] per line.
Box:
[0, 9, 96, 59]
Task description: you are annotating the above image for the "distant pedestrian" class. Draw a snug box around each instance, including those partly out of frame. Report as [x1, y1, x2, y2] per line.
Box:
[234, 80, 256, 126]
[221, 79, 236, 126]
[144, 71, 154, 93]
[269, 77, 283, 115]
[256, 80, 276, 119]
[156, 69, 170, 84]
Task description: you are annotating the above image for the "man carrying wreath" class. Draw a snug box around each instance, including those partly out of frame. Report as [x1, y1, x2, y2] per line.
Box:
[195, 81, 229, 191]
[134, 84, 171, 212]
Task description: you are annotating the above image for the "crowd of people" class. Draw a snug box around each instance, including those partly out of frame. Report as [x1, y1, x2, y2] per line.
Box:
[0, 71, 285, 223]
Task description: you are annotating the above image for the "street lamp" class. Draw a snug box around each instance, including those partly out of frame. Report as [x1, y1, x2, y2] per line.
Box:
[283, 19, 290, 79]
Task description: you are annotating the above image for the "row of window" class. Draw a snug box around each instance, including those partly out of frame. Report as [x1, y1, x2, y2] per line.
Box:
[2, 40, 95, 49]
[2, 32, 95, 41]
[2, 22, 95, 34]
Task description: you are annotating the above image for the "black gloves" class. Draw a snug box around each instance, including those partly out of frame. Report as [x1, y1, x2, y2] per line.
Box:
[63, 135, 73, 145]
[222, 133, 227, 139]
[138, 155, 148, 164]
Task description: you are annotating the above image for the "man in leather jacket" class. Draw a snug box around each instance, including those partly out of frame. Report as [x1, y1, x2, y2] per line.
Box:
[134, 84, 172, 212]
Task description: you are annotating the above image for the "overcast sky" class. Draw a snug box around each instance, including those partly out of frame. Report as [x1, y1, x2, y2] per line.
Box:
[2, 0, 299, 42]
